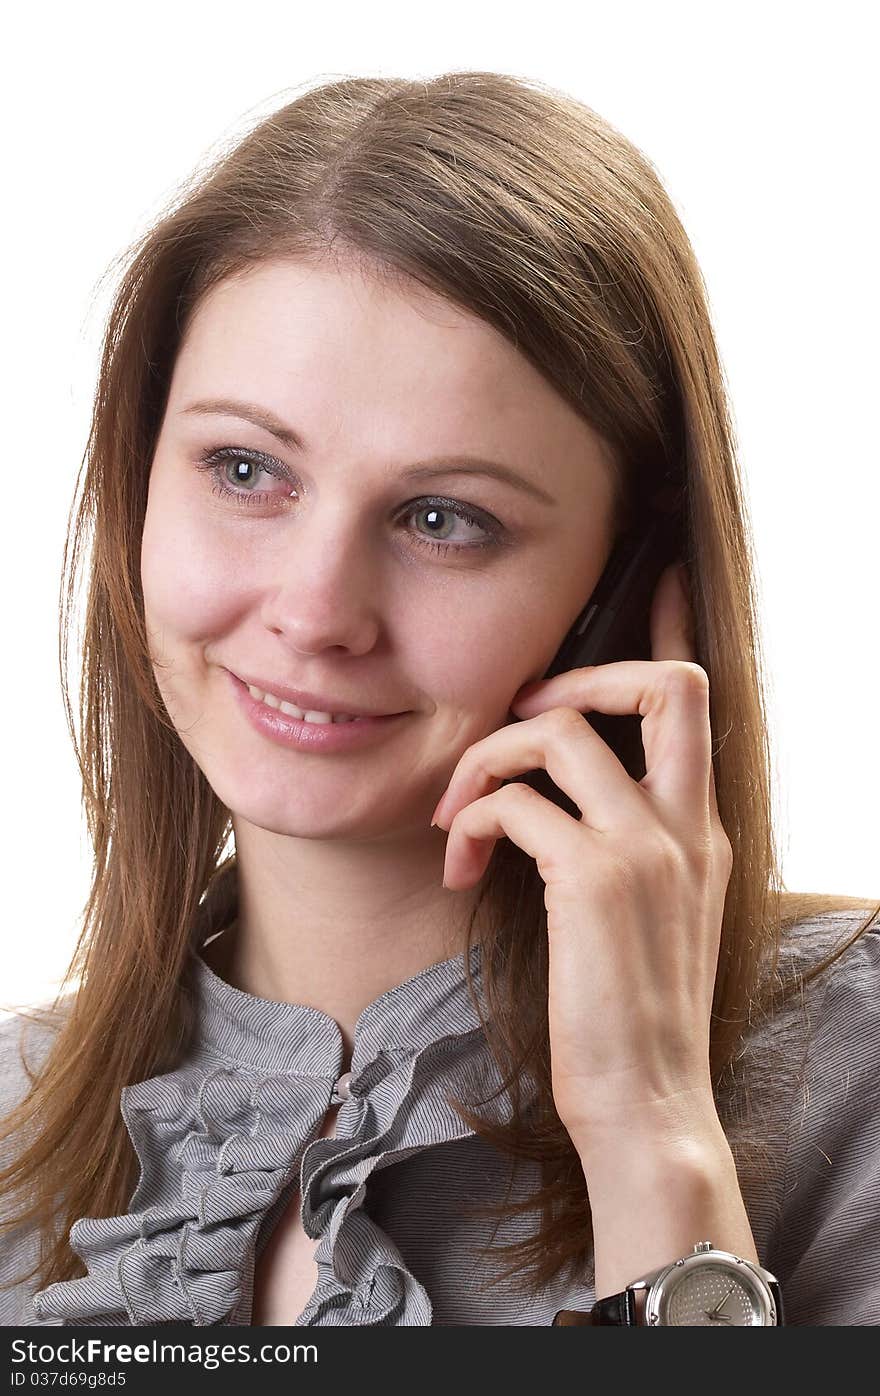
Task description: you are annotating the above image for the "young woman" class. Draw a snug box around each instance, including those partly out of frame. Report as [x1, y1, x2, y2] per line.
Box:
[1, 70, 877, 1328]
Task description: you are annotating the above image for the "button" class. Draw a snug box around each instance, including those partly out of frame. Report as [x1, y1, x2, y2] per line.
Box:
[330, 1070, 352, 1104]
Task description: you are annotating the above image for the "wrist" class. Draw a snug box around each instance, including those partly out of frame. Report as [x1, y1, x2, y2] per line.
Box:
[572, 1112, 759, 1302]
[568, 1086, 725, 1176]
[579, 1123, 742, 1224]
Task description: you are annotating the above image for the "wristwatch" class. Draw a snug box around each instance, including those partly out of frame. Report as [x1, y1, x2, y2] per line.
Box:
[553, 1241, 784, 1326]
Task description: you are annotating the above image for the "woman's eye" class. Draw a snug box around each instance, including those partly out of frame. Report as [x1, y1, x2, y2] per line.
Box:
[403, 503, 497, 551]
[196, 448, 289, 505]
[193, 446, 505, 554]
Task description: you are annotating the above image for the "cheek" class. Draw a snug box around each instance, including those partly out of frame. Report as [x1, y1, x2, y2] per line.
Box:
[141, 499, 237, 651]
[427, 582, 579, 723]
[410, 591, 543, 720]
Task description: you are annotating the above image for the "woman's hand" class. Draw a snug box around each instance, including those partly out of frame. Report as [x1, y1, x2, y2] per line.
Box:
[429, 562, 733, 1152]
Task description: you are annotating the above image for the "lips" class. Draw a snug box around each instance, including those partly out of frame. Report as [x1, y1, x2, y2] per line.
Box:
[228, 670, 405, 719]
[229, 670, 409, 752]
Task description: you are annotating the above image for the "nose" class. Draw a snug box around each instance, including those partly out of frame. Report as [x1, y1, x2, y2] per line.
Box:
[259, 510, 385, 657]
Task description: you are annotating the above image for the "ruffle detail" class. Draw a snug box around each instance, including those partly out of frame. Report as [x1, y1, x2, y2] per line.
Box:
[32, 1064, 333, 1326]
[296, 1034, 500, 1325]
[32, 1025, 508, 1327]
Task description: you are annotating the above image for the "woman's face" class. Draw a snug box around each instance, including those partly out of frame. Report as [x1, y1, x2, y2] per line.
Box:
[141, 255, 618, 840]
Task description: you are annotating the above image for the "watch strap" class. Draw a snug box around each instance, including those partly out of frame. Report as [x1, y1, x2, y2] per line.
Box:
[769, 1278, 784, 1326]
[590, 1289, 639, 1325]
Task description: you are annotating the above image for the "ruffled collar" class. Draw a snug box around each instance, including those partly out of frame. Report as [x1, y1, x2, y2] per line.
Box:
[32, 923, 507, 1328]
[192, 933, 487, 1080]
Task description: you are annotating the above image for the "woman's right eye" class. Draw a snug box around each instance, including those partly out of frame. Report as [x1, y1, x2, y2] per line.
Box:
[194, 446, 289, 506]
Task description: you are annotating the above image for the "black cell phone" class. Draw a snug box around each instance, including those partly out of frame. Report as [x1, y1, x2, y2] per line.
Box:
[510, 473, 685, 811]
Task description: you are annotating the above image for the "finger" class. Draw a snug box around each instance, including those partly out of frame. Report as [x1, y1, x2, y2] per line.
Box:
[511, 659, 713, 817]
[434, 704, 647, 836]
[648, 563, 721, 817]
[441, 782, 586, 890]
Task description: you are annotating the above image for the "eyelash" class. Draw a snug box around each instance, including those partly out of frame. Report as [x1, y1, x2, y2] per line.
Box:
[193, 445, 506, 554]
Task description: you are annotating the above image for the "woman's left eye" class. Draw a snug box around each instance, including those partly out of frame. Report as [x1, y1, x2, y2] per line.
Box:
[193, 446, 505, 554]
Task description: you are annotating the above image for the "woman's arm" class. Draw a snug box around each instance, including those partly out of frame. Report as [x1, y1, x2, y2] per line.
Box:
[570, 1097, 759, 1302]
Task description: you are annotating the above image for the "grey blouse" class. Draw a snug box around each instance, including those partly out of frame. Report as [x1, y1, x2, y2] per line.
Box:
[1, 902, 879, 1326]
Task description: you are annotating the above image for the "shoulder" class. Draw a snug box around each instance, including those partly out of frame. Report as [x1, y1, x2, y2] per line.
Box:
[0, 1005, 68, 1327]
[0, 1005, 66, 1122]
[781, 903, 880, 1154]
[757, 902, 880, 1131]
[775, 902, 880, 1078]
[724, 905, 877, 1093]
[760, 904, 880, 1323]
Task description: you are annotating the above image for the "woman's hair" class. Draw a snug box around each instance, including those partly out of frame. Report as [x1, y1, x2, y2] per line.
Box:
[2, 70, 877, 1301]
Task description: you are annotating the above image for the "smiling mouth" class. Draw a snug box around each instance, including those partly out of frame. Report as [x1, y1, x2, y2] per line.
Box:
[228, 671, 411, 749]
[228, 671, 407, 721]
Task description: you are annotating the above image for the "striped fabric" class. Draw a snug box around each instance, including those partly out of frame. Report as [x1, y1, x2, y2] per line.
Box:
[1, 902, 878, 1325]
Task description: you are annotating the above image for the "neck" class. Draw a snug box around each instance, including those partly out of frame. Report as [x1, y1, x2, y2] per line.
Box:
[200, 820, 488, 1070]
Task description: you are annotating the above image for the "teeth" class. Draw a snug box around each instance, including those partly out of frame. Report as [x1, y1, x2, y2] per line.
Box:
[246, 684, 359, 724]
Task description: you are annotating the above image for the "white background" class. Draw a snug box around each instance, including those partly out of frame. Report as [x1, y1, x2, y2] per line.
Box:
[2, 1, 877, 1011]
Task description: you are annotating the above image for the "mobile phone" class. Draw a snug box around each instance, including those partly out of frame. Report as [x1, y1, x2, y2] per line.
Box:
[545, 473, 685, 676]
[511, 473, 685, 812]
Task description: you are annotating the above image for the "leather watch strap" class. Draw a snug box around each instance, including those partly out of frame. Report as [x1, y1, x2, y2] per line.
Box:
[552, 1288, 639, 1325]
[551, 1307, 595, 1326]
[591, 1289, 638, 1324]
[769, 1279, 785, 1325]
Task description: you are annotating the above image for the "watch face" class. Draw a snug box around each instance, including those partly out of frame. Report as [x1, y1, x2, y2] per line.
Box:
[648, 1254, 775, 1326]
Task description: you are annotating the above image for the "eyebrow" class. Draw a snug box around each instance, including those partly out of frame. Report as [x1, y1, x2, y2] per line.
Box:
[179, 397, 558, 506]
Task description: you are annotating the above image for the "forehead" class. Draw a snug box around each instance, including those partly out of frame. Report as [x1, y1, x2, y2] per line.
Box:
[169, 256, 618, 510]
[176, 257, 543, 405]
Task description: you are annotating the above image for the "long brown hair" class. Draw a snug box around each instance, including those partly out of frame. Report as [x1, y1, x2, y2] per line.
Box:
[2, 70, 877, 1301]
